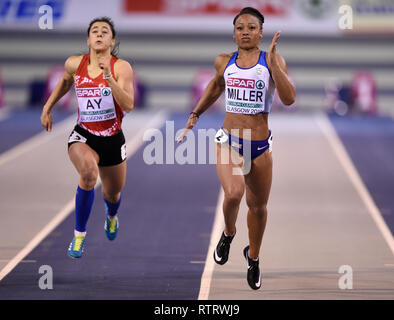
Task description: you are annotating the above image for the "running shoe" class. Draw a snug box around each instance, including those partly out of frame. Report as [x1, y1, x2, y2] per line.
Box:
[243, 245, 261, 290]
[104, 214, 119, 241]
[67, 235, 86, 259]
[213, 230, 235, 265]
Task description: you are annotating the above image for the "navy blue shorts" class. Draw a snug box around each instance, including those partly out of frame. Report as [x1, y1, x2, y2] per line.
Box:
[215, 128, 273, 161]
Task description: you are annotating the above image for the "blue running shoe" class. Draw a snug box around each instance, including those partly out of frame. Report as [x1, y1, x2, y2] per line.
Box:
[67, 235, 86, 259]
[105, 215, 119, 241]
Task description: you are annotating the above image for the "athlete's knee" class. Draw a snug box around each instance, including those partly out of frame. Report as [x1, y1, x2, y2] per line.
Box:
[224, 186, 244, 205]
[80, 165, 98, 188]
[102, 189, 121, 203]
[247, 204, 267, 217]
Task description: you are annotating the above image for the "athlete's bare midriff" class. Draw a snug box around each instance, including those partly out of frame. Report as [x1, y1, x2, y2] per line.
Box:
[222, 112, 269, 140]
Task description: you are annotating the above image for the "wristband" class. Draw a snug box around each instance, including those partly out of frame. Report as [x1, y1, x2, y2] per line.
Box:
[190, 111, 200, 118]
[103, 72, 112, 80]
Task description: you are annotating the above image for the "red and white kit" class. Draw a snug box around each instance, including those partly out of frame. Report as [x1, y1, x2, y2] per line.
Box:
[74, 54, 125, 137]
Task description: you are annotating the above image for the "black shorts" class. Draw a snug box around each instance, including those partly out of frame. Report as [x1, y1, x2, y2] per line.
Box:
[68, 125, 126, 167]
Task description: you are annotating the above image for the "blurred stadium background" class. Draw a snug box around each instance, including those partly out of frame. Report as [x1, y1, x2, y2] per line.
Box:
[0, 0, 393, 300]
[0, 0, 393, 116]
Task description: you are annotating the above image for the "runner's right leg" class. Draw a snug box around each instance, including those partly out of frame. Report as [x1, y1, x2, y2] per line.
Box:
[213, 143, 245, 265]
[67, 142, 99, 258]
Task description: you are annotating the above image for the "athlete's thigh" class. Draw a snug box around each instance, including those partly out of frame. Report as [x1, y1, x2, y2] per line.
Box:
[216, 143, 245, 194]
[68, 142, 99, 174]
[99, 161, 127, 194]
[244, 150, 273, 207]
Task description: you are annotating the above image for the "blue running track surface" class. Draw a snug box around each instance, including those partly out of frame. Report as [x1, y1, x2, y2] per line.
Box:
[0, 109, 73, 155]
[0, 112, 222, 299]
[329, 114, 394, 235]
[1, 110, 392, 299]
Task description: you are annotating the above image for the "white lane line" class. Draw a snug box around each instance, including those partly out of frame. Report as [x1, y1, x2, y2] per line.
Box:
[0, 260, 36, 263]
[315, 113, 394, 255]
[0, 111, 167, 281]
[0, 113, 76, 167]
[0, 200, 74, 281]
[198, 188, 224, 300]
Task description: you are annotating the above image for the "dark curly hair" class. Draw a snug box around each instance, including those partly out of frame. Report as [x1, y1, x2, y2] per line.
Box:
[233, 7, 264, 30]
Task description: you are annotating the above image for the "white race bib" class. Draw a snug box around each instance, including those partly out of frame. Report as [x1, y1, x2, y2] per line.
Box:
[121, 143, 126, 160]
[68, 130, 87, 144]
[215, 128, 229, 144]
[76, 87, 116, 122]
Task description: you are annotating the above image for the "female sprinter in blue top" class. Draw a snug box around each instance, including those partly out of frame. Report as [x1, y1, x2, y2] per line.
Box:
[178, 7, 295, 290]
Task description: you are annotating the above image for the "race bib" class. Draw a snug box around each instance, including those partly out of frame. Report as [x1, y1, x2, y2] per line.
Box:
[76, 87, 116, 122]
[68, 130, 87, 144]
[121, 143, 127, 160]
[215, 128, 229, 144]
[268, 134, 273, 152]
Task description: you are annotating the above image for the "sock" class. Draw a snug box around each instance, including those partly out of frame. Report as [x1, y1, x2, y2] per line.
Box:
[75, 186, 95, 232]
[104, 196, 121, 219]
[224, 229, 235, 237]
[248, 249, 259, 262]
[74, 230, 87, 237]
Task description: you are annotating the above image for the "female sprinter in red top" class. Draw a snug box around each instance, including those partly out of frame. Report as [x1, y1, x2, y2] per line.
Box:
[40, 17, 134, 258]
[178, 7, 295, 289]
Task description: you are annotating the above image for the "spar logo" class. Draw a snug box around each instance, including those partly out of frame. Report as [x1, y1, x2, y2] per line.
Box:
[76, 88, 102, 98]
[227, 78, 255, 89]
[227, 78, 265, 90]
[102, 88, 111, 96]
[256, 80, 265, 90]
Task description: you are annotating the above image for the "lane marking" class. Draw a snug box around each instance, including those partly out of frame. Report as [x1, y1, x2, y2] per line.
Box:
[198, 188, 224, 300]
[0, 111, 167, 281]
[315, 113, 394, 256]
[0, 200, 74, 281]
[0, 113, 76, 167]
[0, 260, 36, 263]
